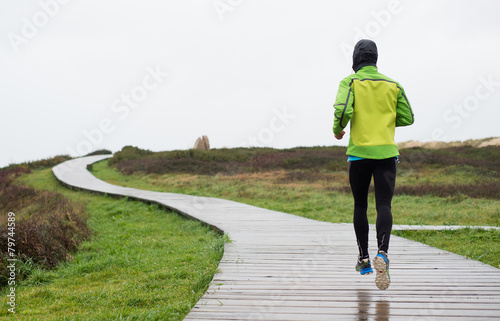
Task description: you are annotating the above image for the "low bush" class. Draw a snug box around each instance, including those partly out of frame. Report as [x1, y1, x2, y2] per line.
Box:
[399, 146, 500, 174]
[110, 146, 348, 175]
[1, 155, 72, 171]
[85, 149, 113, 156]
[0, 167, 91, 288]
[108, 146, 154, 166]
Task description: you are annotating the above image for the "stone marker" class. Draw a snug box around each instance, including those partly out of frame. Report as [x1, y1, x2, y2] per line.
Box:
[193, 135, 210, 150]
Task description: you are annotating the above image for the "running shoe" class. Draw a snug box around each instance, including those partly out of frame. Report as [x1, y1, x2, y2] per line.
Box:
[373, 250, 390, 290]
[355, 257, 373, 275]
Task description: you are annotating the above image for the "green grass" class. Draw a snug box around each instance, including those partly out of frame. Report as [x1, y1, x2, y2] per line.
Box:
[393, 228, 500, 269]
[1, 169, 224, 320]
[91, 159, 500, 268]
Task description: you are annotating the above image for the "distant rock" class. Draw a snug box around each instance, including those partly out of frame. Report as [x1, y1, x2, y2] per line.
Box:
[193, 135, 210, 150]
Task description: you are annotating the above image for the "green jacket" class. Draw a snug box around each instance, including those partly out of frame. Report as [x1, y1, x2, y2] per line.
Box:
[333, 66, 414, 159]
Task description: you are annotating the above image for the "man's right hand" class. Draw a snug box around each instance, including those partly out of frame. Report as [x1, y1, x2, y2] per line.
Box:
[335, 130, 345, 140]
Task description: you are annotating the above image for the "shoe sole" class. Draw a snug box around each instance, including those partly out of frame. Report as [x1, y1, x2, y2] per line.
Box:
[373, 255, 390, 290]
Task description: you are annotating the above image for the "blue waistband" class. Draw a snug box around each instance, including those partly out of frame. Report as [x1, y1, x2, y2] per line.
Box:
[347, 156, 399, 162]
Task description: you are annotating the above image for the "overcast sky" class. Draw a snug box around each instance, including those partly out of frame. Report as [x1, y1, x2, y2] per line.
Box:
[1, 0, 499, 167]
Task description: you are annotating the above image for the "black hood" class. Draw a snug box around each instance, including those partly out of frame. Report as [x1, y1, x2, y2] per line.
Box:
[352, 39, 378, 72]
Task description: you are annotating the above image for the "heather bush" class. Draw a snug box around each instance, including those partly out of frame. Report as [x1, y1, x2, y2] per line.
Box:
[108, 145, 500, 200]
[117, 158, 235, 175]
[9, 155, 72, 171]
[84, 149, 113, 156]
[111, 146, 348, 175]
[107, 145, 154, 166]
[396, 182, 500, 200]
[399, 146, 500, 174]
[0, 167, 91, 288]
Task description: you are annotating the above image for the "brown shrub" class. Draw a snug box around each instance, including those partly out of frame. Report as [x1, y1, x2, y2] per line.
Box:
[117, 158, 235, 176]
[1, 155, 72, 171]
[113, 147, 348, 175]
[4, 191, 91, 266]
[0, 167, 91, 287]
[0, 167, 31, 187]
[399, 146, 500, 175]
[396, 182, 500, 199]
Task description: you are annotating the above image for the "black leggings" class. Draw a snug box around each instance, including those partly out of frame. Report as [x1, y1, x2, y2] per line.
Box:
[349, 158, 397, 258]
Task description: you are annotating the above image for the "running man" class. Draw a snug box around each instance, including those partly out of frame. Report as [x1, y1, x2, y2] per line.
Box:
[333, 39, 414, 290]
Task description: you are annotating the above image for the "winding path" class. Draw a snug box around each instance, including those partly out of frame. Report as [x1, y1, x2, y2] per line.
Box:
[53, 155, 500, 321]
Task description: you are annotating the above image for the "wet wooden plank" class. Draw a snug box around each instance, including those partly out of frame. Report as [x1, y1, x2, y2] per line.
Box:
[185, 311, 499, 321]
[198, 295, 500, 305]
[53, 156, 500, 321]
[186, 305, 500, 317]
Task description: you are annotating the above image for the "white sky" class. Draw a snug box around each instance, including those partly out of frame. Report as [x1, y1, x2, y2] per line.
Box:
[1, 0, 500, 167]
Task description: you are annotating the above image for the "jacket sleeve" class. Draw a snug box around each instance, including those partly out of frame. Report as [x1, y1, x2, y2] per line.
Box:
[395, 85, 414, 127]
[333, 77, 354, 136]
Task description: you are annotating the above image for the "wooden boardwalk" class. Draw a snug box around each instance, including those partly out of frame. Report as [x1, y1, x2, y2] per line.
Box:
[53, 155, 500, 321]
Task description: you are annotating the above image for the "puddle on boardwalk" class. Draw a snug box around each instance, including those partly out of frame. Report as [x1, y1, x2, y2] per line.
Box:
[357, 290, 390, 321]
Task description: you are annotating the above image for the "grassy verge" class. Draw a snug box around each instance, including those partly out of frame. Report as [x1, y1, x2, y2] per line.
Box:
[393, 229, 500, 269]
[0, 168, 224, 320]
[91, 155, 500, 268]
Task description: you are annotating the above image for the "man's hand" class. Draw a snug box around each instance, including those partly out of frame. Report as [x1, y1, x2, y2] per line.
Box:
[335, 130, 345, 140]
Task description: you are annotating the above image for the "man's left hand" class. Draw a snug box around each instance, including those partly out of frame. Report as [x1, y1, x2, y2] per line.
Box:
[335, 130, 345, 140]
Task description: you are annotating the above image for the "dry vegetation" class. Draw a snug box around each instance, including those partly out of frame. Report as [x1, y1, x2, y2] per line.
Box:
[109, 145, 500, 200]
[0, 162, 91, 288]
